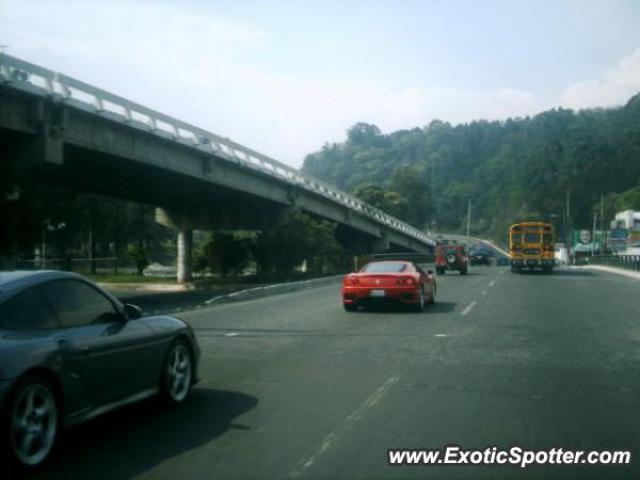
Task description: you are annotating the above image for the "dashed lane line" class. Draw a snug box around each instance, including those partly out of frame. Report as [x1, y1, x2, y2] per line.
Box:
[461, 300, 477, 316]
[289, 374, 401, 477]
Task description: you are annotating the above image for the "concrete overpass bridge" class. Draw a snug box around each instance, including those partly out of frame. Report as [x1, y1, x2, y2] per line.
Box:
[0, 54, 435, 281]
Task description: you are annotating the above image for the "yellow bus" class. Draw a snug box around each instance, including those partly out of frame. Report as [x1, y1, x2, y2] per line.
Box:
[509, 222, 555, 273]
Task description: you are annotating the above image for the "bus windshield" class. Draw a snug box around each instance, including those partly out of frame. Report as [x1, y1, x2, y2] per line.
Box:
[525, 233, 540, 243]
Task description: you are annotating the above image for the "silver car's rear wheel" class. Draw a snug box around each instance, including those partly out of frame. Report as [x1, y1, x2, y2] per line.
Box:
[10, 379, 58, 468]
[162, 341, 193, 405]
[413, 288, 425, 312]
[427, 284, 436, 305]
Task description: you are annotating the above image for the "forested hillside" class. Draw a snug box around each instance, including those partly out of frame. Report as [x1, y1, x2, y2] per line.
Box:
[302, 94, 640, 241]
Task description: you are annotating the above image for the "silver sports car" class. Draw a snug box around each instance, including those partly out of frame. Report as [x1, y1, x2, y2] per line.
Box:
[0, 270, 200, 471]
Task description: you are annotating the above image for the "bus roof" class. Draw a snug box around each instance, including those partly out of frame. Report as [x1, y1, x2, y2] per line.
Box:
[511, 222, 551, 227]
[510, 222, 553, 229]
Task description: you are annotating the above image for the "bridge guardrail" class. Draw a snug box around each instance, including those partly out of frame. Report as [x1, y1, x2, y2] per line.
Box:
[0, 53, 433, 247]
[588, 255, 640, 271]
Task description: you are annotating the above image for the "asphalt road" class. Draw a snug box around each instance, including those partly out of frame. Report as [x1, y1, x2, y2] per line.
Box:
[30, 266, 640, 479]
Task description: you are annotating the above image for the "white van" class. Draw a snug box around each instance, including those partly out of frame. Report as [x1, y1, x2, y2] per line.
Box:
[554, 244, 569, 265]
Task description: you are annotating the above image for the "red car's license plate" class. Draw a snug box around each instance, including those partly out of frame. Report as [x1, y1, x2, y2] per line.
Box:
[370, 289, 385, 297]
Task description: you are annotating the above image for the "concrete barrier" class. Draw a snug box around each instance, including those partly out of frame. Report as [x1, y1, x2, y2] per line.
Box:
[205, 274, 344, 305]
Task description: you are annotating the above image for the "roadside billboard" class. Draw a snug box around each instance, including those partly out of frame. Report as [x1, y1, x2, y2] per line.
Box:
[608, 229, 628, 253]
[571, 229, 606, 254]
[571, 228, 640, 254]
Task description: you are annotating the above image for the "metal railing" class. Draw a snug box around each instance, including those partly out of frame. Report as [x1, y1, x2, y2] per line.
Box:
[588, 255, 640, 271]
[4, 256, 138, 275]
[0, 53, 434, 247]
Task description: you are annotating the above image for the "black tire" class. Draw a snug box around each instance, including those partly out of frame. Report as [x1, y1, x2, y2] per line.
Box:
[160, 339, 194, 407]
[460, 267, 468, 275]
[437, 268, 445, 275]
[412, 288, 425, 312]
[343, 303, 358, 312]
[426, 284, 436, 305]
[1, 375, 60, 471]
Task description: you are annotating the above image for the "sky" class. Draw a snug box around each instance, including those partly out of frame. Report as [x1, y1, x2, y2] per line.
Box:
[2, 0, 640, 167]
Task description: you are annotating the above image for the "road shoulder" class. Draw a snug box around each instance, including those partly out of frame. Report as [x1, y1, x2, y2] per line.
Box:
[579, 264, 640, 280]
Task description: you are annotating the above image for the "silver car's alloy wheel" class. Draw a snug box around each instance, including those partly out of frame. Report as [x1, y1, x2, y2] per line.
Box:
[166, 343, 192, 403]
[413, 288, 425, 312]
[11, 383, 58, 467]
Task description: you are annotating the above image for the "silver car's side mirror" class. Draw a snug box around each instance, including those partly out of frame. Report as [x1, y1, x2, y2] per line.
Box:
[123, 303, 143, 320]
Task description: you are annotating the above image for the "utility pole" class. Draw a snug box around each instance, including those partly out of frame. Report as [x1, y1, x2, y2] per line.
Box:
[466, 198, 471, 251]
[591, 212, 597, 257]
[41, 222, 47, 269]
[565, 189, 571, 252]
[600, 194, 605, 254]
[41, 219, 66, 269]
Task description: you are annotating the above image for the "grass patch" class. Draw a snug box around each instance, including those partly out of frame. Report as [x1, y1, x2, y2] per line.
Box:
[86, 274, 176, 284]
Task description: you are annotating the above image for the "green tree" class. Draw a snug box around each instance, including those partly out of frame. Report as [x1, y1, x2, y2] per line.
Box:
[593, 185, 640, 219]
[390, 165, 432, 228]
[352, 184, 410, 222]
[302, 93, 640, 241]
[250, 212, 343, 275]
[347, 123, 383, 147]
[194, 232, 250, 278]
[352, 184, 388, 211]
[128, 245, 149, 275]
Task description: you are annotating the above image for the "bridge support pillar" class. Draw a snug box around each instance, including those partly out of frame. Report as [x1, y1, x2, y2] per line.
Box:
[156, 208, 195, 283]
[177, 228, 193, 284]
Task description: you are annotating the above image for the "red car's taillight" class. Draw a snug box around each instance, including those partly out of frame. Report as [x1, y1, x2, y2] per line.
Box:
[397, 276, 417, 286]
[347, 276, 360, 285]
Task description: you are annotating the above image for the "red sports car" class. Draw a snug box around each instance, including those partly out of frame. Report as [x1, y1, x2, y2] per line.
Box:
[342, 260, 436, 312]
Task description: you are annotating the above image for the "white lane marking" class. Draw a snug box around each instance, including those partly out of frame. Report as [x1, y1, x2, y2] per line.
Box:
[489, 280, 495, 287]
[582, 265, 640, 280]
[461, 300, 477, 316]
[481, 291, 487, 295]
[224, 332, 239, 337]
[290, 375, 400, 477]
[434, 334, 448, 337]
